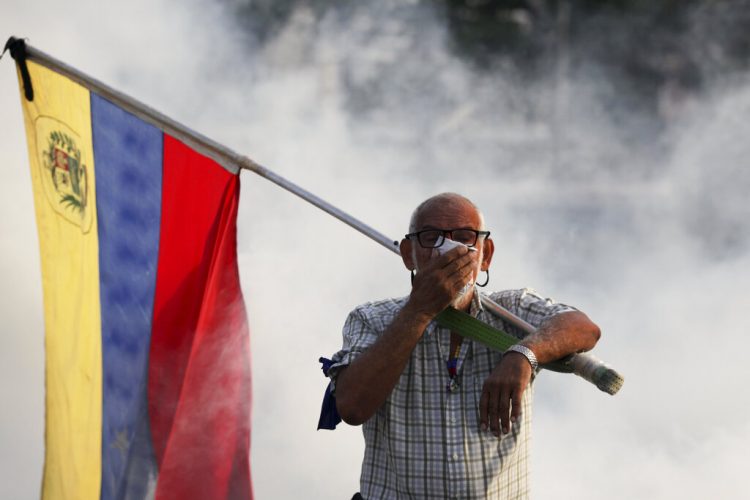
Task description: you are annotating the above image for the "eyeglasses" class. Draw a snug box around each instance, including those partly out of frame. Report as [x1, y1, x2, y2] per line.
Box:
[405, 228, 490, 249]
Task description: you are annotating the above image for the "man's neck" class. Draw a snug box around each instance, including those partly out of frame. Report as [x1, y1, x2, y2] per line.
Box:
[454, 288, 481, 314]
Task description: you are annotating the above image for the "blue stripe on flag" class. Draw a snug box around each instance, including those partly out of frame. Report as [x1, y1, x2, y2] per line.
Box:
[92, 93, 163, 500]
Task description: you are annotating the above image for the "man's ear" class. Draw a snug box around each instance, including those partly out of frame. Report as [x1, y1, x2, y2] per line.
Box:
[480, 237, 494, 271]
[400, 239, 415, 270]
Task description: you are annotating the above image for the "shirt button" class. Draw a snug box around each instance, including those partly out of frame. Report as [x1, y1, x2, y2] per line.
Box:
[452, 453, 459, 461]
[450, 417, 457, 424]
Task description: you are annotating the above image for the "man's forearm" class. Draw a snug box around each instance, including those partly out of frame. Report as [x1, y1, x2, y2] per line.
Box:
[519, 310, 601, 365]
[334, 302, 432, 425]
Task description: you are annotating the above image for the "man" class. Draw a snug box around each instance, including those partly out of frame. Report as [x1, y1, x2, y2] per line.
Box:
[326, 193, 600, 499]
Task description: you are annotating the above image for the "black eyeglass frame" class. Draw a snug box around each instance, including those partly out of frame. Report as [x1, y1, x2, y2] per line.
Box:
[404, 228, 491, 249]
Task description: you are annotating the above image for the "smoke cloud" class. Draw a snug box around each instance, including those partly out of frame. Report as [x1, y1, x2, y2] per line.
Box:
[1, 1, 748, 498]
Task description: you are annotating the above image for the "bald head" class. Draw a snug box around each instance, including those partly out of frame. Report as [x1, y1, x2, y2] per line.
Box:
[408, 193, 485, 233]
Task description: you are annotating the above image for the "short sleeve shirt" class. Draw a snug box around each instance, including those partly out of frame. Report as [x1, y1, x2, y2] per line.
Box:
[327, 288, 575, 500]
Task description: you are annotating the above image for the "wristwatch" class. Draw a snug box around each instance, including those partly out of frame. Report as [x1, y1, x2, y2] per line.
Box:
[505, 344, 538, 371]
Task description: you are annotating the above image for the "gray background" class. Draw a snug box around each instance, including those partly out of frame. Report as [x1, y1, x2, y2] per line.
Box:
[2, 1, 748, 498]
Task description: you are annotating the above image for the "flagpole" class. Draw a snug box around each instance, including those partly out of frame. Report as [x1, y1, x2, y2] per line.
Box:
[12, 39, 399, 253]
[237, 157, 400, 253]
[10, 38, 622, 394]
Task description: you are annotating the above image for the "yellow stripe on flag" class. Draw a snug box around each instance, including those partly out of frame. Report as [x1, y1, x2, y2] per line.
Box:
[18, 60, 102, 500]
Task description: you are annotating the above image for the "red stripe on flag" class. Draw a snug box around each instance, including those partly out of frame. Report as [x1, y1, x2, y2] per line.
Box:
[149, 135, 252, 499]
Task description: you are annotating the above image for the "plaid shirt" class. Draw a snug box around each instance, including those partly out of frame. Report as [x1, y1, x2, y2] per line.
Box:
[328, 288, 575, 500]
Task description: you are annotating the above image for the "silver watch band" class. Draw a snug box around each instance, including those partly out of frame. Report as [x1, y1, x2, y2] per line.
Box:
[506, 344, 538, 371]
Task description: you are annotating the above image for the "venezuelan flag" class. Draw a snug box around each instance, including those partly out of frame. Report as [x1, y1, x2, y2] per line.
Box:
[16, 59, 252, 499]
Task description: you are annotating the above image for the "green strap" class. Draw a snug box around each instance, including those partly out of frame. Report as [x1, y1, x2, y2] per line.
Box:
[434, 307, 573, 373]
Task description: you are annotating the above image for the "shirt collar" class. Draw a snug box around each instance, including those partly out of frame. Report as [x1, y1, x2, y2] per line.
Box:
[424, 287, 485, 336]
[469, 287, 484, 317]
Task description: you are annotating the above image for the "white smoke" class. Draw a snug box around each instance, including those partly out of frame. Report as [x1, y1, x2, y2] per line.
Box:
[1, 1, 749, 499]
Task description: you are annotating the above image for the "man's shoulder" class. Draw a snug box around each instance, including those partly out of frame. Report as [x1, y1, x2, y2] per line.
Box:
[345, 296, 409, 329]
[483, 287, 576, 327]
[349, 296, 409, 318]
[486, 287, 558, 305]
[485, 288, 531, 306]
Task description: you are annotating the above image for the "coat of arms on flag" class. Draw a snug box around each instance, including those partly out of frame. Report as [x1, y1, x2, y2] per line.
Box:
[37, 118, 92, 230]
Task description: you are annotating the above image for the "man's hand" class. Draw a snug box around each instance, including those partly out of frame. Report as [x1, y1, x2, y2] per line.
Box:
[479, 352, 533, 436]
[408, 246, 477, 317]
[478, 311, 601, 435]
